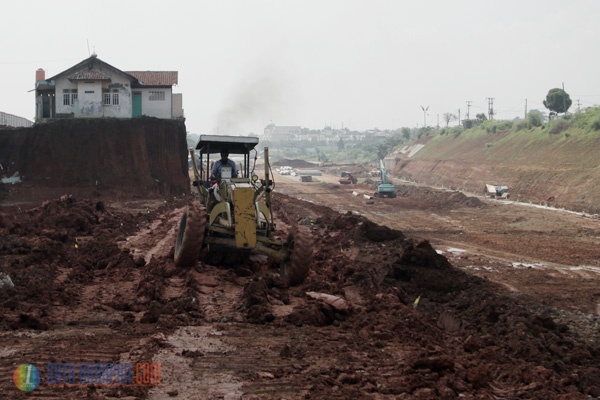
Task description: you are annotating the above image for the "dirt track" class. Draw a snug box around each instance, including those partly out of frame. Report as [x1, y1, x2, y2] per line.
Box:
[1, 169, 600, 399]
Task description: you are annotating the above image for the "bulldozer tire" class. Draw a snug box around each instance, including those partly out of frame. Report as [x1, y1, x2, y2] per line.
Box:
[174, 203, 207, 268]
[281, 225, 313, 286]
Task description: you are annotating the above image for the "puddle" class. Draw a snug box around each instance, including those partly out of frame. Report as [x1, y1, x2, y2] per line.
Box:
[511, 262, 546, 269]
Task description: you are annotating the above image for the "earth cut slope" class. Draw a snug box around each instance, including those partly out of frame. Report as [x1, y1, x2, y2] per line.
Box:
[0, 117, 190, 203]
[393, 128, 600, 213]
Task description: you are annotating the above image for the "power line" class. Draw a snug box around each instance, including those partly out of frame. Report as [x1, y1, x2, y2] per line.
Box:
[0, 58, 80, 65]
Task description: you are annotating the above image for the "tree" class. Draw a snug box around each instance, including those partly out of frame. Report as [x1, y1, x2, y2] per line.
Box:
[443, 113, 457, 127]
[476, 113, 487, 123]
[337, 138, 345, 151]
[401, 127, 411, 140]
[377, 144, 388, 160]
[543, 88, 572, 115]
[527, 110, 543, 127]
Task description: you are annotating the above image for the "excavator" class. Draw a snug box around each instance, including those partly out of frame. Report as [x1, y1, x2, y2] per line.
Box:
[374, 159, 396, 198]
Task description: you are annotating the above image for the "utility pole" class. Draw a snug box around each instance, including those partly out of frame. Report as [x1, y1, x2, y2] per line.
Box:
[486, 97, 494, 120]
[562, 82, 567, 115]
[524, 98, 527, 119]
[458, 109, 461, 126]
[576, 99, 581, 113]
[466, 101, 472, 119]
[420, 105, 429, 128]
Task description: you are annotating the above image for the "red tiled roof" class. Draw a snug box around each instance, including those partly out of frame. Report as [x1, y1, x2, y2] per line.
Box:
[67, 69, 112, 81]
[126, 71, 178, 86]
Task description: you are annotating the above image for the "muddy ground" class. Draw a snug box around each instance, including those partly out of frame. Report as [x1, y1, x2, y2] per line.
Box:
[1, 169, 600, 399]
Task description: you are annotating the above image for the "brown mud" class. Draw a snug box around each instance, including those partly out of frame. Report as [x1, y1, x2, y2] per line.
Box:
[1, 122, 600, 398]
[0, 190, 598, 398]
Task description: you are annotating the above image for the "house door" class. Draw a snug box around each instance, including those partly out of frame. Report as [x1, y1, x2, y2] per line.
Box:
[42, 94, 53, 118]
[132, 92, 142, 117]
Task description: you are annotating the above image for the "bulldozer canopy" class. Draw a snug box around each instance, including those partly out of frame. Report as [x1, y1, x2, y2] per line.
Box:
[195, 135, 259, 155]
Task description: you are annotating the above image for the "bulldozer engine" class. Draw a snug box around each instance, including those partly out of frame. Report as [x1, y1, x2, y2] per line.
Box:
[174, 134, 313, 286]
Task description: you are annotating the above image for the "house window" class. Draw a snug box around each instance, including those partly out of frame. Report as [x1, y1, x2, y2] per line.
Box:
[63, 89, 78, 106]
[149, 91, 165, 101]
[103, 89, 119, 106]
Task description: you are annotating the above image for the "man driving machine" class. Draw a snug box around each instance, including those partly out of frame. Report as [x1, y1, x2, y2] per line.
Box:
[211, 149, 238, 180]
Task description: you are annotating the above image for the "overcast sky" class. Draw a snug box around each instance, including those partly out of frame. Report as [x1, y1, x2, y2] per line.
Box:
[2, 0, 599, 135]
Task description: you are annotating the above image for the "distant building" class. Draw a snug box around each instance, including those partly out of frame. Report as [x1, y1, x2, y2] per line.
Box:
[0, 111, 33, 128]
[34, 54, 182, 122]
[263, 123, 301, 141]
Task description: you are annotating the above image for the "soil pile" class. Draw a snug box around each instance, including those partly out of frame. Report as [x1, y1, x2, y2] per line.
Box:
[0, 117, 190, 203]
[267, 194, 600, 398]
[272, 159, 318, 168]
[394, 185, 486, 209]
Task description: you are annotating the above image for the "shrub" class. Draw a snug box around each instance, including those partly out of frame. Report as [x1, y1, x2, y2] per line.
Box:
[548, 120, 571, 135]
[483, 120, 512, 133]
[527, 112, 542, 128]
[513, 119, 528, 131]
[452, 127, 464, 138]
[463, 119, 476, 129]
[484, 124, 497, 134]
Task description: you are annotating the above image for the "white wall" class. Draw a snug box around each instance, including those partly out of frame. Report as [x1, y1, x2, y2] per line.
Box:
[78, 81, 103, 117]
[172, 93, 183, 118]
[53, 73, 133, 118]
[51, 69, 175, 119]
[102, 75, 133, 118]
[54, 76, 78, 116]
[139, 88, 173, 118]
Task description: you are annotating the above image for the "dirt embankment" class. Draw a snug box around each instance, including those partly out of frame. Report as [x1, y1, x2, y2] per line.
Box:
[393, 131, 600, 213]
[0, 117, 190, 203]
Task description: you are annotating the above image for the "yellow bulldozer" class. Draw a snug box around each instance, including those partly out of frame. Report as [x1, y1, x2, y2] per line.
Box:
[174, 135, 312, 286]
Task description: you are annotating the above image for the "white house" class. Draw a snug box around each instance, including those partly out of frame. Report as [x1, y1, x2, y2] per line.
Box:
[35, 54, 182, 121]
[263, 123, 301, 141]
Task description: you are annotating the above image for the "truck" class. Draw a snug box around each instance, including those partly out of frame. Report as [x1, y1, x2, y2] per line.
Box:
[485, 184, 509, 199]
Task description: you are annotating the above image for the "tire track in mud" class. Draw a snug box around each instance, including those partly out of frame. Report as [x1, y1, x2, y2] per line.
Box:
[0, 326, 157, 399]
[148, 323, 407, 400]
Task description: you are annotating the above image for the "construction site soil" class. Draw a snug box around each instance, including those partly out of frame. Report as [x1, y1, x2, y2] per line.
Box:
[1, 123, 600, 399]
